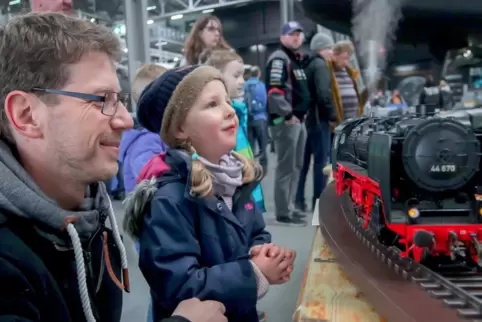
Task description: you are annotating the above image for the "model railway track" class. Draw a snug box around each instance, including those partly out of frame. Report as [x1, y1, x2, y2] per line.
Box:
[339, 193, 482, 320]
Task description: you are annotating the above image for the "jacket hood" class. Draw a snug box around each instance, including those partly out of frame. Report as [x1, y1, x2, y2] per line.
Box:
[137, 153, 171, 184]
[306, 51, 326, 65]
[119, 128, 154, 162]
[0, 140, 110, 245]
[123, 149, 191, 240]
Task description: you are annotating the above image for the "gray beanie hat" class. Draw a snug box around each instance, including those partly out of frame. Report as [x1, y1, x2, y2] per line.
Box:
[310, 32, 334, 51]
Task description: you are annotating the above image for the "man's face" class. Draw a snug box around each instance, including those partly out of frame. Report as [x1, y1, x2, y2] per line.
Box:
[34, 51, 133, 184]
[32, 0, 73, 14]
[333, 51, 351, 69]
[319, 48, 333, 61]
[281, 31, 304, 50]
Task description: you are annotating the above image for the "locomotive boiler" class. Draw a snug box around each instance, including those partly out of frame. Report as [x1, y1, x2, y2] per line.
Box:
[332, 108, 482, 267]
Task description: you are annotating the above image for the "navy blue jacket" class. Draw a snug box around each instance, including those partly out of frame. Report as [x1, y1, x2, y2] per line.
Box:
[0, 215, 123, 322]
[137, 149, 271, 322]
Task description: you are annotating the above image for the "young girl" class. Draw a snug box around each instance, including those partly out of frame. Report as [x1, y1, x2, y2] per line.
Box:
[204, 49, 266, 213]
[123, 65, 295, 322]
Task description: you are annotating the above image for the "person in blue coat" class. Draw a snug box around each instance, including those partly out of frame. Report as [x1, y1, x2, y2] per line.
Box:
[119, 115, 167, 193]
[123, 65, 296, 322]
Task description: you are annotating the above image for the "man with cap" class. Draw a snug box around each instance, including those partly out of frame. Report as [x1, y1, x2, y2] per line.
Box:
[295, 32, 337, 213]
[265, 21, 310, 227]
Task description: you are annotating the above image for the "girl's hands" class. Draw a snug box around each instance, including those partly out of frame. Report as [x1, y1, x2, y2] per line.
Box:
[250, 243, 296, 284]
[251, 244, 290, 284]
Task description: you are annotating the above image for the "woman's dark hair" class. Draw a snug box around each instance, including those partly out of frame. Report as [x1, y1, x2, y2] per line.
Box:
[184, 15, 231, 65]
[425, 74, 435, 87]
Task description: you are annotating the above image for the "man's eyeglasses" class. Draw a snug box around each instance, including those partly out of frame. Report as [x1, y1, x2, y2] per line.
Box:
[31, 88, 130, 116]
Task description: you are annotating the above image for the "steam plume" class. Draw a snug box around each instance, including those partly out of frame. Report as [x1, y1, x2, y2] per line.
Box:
[351, 0, 405, 94]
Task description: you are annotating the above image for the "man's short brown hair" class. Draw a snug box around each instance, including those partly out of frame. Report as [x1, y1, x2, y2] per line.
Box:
[0, 12, 121, 143]
[333, 40, 355, 56]
[132, 64, 167, 104]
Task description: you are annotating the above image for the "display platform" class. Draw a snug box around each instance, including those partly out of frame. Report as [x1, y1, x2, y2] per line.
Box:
[292, 200, 385, 322]
[318, 183, 463, 322]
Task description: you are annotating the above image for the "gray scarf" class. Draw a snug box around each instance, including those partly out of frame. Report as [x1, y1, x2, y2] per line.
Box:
[198, 153, 244, 198]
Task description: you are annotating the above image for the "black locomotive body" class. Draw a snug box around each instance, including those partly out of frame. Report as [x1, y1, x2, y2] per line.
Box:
[333, 110, 482, 224]
[331, 109, 482, 266]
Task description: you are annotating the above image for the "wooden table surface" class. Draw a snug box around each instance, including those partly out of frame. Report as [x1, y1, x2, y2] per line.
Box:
[292, 228, 387, 322]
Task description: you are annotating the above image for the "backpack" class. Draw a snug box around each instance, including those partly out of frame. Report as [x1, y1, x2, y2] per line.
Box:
[244, 81, 265, 120]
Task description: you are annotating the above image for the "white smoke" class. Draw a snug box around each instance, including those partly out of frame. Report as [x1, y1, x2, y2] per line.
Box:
[351, 0, 405, 95]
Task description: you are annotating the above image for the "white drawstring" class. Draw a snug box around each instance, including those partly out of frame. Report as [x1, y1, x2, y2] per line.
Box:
[66, 223, 96, 322]
[65, 192, 130, 322]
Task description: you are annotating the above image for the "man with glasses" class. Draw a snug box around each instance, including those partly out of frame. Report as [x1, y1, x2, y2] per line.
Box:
[0, 12, 227, 322]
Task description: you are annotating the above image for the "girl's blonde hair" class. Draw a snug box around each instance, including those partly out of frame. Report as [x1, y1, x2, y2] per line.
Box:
[159, 66, 261, 198]
[203, 49, 243, 72]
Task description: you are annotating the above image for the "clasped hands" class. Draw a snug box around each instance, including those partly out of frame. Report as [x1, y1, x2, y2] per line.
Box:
[250, 243, 296, 285]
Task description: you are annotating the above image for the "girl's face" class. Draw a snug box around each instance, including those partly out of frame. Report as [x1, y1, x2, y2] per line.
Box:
[222, 60, 245, 99]
[177, 80, 239, 163]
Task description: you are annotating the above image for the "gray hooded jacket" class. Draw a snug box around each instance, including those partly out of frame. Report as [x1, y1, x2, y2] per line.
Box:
[0, 140, 128, 322]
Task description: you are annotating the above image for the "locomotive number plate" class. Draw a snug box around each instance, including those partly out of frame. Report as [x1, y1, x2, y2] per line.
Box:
[430, 164, 457, 172]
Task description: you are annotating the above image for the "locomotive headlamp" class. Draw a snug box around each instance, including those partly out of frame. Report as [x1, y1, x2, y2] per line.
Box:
[479, 208, 482, 216]
[408, 208, 420, 218]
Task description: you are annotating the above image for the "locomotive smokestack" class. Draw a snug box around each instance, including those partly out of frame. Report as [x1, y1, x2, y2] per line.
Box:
[351, 0, 405, 96]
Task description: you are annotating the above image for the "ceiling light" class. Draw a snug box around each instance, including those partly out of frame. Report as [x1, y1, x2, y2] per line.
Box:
[147, 20, 154, 24]
[147, 6, 156, 11]
[9, 0, 20, 5]
[202, 9, 214, 13]
[171, 14, 183, 20]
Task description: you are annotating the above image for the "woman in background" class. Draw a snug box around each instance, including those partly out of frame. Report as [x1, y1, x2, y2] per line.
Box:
[182, 15, 231, 65]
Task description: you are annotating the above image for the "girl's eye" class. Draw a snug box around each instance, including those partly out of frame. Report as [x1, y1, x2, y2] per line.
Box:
[208, 101, 217, 108]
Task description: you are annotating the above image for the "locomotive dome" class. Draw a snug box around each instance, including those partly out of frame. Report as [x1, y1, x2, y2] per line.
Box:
[402, 118, 481, 192]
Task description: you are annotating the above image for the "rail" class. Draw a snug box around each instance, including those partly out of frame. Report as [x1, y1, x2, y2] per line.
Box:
[340, 192, 482, 319]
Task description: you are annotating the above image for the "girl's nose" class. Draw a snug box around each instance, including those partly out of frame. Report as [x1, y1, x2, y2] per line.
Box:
[224, 102, 236, 118]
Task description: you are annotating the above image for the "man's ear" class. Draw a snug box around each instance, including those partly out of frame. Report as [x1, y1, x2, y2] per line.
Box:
[4, 91, 42, 139]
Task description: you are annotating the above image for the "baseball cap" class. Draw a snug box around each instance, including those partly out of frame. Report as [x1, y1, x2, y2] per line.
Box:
[281, 21, 303, 35]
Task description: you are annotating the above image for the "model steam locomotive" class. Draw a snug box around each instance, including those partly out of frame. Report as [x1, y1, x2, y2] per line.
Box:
[332, 108, 482, 268]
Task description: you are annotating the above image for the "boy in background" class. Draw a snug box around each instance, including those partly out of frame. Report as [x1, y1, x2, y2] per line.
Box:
[245, 66, 269, 173]
[119, 64, 168, 194]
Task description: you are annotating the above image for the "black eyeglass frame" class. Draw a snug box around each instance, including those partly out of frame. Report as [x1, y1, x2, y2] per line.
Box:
[31, 88, 130, 116]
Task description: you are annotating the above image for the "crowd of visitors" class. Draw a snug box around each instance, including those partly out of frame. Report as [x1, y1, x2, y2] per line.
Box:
[0, 9, 446, 322]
